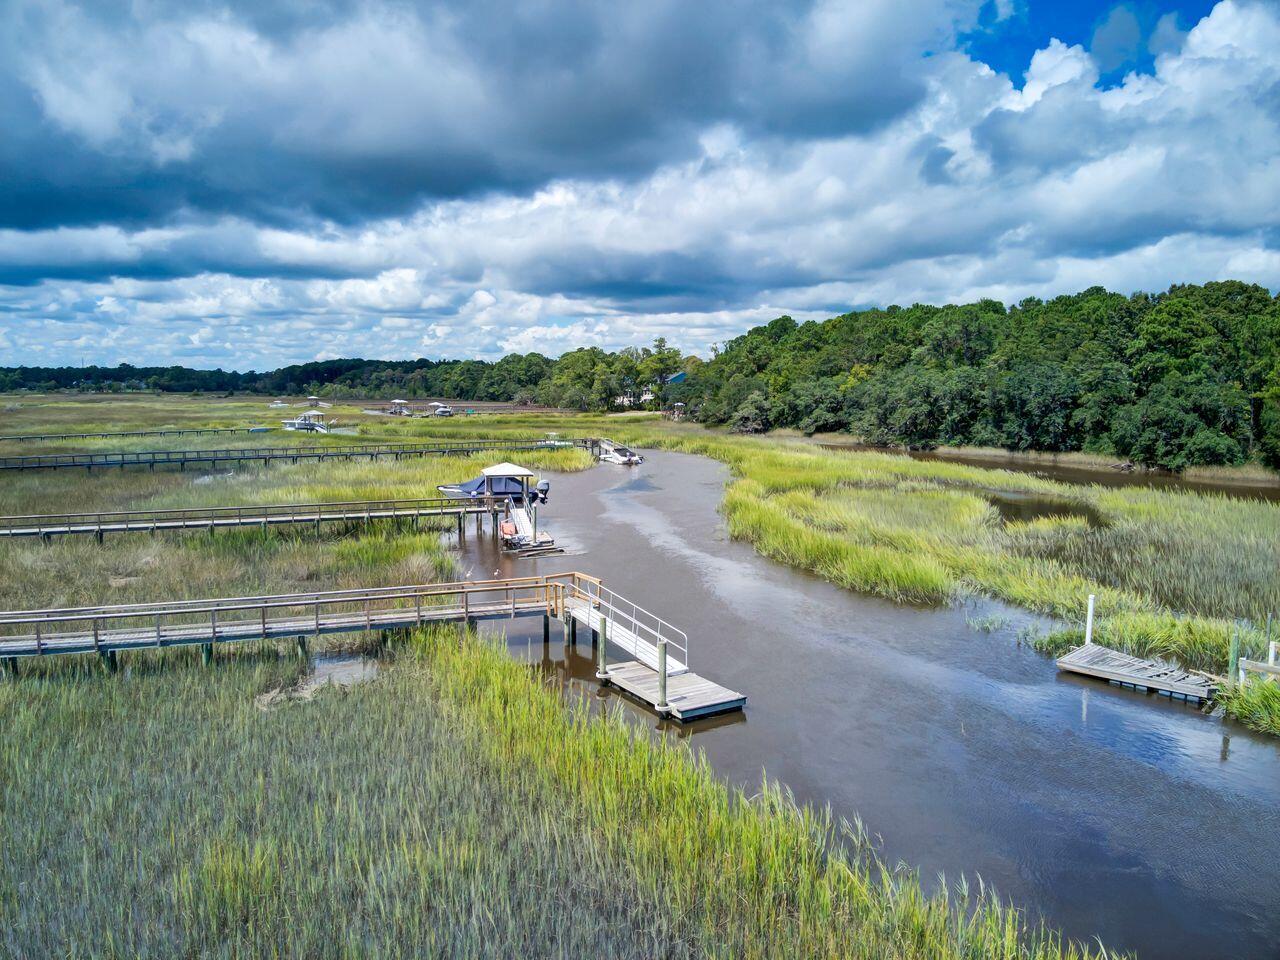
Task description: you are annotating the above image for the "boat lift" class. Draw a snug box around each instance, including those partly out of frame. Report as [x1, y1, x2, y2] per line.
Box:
[438, 462, 557, 555]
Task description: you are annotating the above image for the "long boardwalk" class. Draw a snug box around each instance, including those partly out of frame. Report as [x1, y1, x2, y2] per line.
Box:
[0, 437, 596, 472]
[0, 495, 507, 540]
[0, 426, 270, 443]
[0, 573, 745, 721]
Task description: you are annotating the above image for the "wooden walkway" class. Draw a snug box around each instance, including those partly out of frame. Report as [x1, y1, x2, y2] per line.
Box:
[0, 496, 505, 540]
[0, 572, 745, 722]
[0, 437, 595, 472]
[1057, 643, 1217, 701]
[0, 427, 269, 443]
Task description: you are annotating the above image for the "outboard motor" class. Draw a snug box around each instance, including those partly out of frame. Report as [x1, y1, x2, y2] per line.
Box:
[536, 480, 550, 504]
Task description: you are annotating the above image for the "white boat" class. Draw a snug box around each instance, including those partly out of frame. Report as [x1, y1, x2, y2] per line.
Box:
[438, 462, 554, 550]
[432, 404, 454, 417]
[598, 439, 643, 465]
[281, 410, 331, 433]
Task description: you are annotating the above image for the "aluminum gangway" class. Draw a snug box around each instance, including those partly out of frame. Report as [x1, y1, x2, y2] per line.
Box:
[0, 573, 744, 721]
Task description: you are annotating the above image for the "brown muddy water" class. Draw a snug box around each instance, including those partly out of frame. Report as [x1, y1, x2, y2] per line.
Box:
[454, 450, 1280, 960]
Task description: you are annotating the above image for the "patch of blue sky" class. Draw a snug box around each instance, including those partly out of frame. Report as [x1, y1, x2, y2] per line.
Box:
[963, 0, 1217, 83]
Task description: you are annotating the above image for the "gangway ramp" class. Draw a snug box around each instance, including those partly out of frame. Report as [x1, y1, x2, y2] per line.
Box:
[563, 579, 744, 720]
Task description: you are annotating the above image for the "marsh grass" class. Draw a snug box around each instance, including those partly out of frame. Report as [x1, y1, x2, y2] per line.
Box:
[0, 627, 1116, 959]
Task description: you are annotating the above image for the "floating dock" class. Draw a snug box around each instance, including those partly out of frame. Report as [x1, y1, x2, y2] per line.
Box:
[0, 572, 744, 722]
[1057, 643, 1217, 702]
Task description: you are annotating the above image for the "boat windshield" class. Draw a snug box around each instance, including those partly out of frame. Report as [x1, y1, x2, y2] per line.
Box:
[615, 447, 633, 456]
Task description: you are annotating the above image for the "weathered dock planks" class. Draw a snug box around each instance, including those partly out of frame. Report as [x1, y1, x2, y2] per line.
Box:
[605, 661, 746, 720]
[1057, 643, 1217, 701]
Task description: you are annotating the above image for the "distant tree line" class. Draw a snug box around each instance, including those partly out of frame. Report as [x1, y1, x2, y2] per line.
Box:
[4, 282, 1279, 470]
[683, 282, 1280, 471]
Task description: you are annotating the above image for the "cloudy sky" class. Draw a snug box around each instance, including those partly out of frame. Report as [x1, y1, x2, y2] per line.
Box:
[2, 0, 1276, 370]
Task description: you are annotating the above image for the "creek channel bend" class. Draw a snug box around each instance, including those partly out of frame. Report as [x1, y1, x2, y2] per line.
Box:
[451, 450, 1280, 960]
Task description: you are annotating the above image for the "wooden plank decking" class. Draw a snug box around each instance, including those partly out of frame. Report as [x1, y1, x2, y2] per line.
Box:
[605, 661, 746, 720]
[1057, 643, 1217, 701]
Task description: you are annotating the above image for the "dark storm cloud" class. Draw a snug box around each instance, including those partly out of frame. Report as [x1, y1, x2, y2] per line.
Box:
[0, 0, 962, 231]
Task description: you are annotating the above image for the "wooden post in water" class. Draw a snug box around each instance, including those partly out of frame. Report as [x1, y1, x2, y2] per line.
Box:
[542, 614, 550, 644]
[1084, 594, 1095, 645]
[1228, 627, 1240, 686]
[296, 636, 308, 659]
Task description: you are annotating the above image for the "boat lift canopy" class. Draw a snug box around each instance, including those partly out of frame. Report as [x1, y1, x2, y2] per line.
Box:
[439, 462, 546, 503]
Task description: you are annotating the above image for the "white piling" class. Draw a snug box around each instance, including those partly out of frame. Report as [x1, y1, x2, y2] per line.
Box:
[1084, 594, 1095, 645]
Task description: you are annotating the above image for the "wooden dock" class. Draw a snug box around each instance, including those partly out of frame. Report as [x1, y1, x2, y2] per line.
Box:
[0, 572, 744, 722]
[563, 586, 744, 720]
[0, 437, 596, 473]
[1057, 643, 1217, 701]
[0, 495, 506, 540]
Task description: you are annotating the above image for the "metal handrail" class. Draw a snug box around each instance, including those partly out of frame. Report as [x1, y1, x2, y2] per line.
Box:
[568, 579, 689, 669]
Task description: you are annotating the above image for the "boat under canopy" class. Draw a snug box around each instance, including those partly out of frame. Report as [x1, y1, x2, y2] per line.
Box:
[438, 462, 549, 503]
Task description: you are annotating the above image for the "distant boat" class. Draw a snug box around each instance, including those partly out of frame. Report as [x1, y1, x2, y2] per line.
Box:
[281, 410, 331, 433]
[599, 439, 643, 465]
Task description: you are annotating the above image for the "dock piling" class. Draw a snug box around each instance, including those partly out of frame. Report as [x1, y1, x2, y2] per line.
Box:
[1084, 594, 1095, 645]
[657, 641, 669, 714]
[596, 619, 609, 680]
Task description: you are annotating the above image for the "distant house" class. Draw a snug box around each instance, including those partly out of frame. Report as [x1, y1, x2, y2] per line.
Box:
[613, 371, 687, 407]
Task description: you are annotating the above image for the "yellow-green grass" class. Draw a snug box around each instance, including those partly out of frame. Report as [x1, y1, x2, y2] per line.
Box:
[0, 626, 1115, 959]
[0, 394, 1112, 957]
